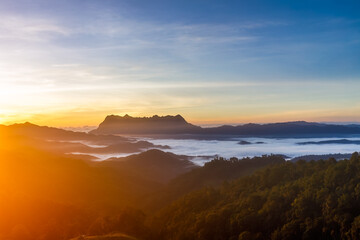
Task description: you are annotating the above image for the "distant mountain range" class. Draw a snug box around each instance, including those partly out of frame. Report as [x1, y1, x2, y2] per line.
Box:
[297, 139, 360, 145]
[91, 114, 360, 137]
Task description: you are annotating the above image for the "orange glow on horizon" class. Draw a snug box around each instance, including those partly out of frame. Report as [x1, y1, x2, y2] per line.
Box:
[1, 109, 360, 128]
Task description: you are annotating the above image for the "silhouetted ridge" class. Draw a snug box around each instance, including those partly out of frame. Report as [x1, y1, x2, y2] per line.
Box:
[92, 114, 201, 135]
[6, 122, 128, 143]
[103, 114, 187, 124]
[99, 149, 198, 183]
[92, 115, 360, 137]
[2, 122, 170, 157]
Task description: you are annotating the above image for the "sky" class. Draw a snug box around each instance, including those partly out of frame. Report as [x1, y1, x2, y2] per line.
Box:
[0, 0, 359, 127]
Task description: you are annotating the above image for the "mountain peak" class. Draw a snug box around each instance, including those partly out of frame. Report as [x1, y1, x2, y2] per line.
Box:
[92, 114, 199, 135]
[8, 122, 39, 128]
[104, 114, 186, 122]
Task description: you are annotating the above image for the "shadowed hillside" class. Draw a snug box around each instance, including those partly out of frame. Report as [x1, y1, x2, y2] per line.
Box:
[99, 149, 198, 183]
[145, 155, 285, 211]
[69, 233, 138, 240]
[0, 129, 194, 240]
[0, 126, 290, 240]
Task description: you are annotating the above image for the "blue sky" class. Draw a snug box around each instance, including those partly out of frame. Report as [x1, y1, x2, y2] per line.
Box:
[0, 0, 359, 126]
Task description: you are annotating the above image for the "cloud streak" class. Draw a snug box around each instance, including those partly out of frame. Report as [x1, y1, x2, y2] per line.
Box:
[0, 14, 70, 42]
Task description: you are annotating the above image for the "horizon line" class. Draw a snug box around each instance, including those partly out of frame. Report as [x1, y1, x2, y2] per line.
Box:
[2, 116, 360, 129]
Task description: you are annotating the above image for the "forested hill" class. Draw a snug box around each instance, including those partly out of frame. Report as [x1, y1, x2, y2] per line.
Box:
[98, 149, 198, 183]
[3, 124, 360, 240]
[154, 153, 360, 240]
[145, 155, 285, 211]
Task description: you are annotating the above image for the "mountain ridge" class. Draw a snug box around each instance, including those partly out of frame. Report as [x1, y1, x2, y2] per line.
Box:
[0, 122, 170, 157]
[92, 114, 201, 135]
[91, 114, 360, 137]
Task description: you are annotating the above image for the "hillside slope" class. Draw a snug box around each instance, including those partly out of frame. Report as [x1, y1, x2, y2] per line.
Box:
[99, 149, 198, 183]
[0, 130, 191, 240]
[154, 153, 360, 240]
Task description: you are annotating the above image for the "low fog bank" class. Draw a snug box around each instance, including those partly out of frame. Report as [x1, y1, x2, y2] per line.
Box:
[74, 136, 360, 165]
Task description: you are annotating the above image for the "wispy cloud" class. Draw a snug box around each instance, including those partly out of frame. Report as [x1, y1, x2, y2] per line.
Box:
[0, 14, 70, 42]
[0, 12, 269, 51]
[0, 13, 275, 90]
